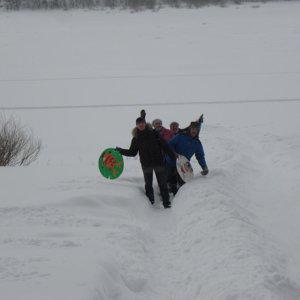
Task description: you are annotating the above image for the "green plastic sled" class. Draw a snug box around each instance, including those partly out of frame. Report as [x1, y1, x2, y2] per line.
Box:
[98, 148, 124, 179]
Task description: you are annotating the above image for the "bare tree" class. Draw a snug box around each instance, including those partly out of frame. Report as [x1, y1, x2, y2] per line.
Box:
[0, 116, 41, 166]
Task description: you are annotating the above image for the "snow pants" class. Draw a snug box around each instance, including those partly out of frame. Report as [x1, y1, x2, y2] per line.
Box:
[142, 166, 170, 203]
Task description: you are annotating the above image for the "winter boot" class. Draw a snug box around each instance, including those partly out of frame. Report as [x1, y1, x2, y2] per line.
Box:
[163, 200, 171, 208]
[146, 192, 155, 205]
[170, 184, 178, 196]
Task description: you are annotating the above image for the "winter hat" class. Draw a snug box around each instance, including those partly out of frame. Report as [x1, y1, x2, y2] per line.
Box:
[136, 117, 146, 125]
[152, 118, 162, 127]
[189, 122, 199, 131]
[170, 121, 179, 127]
[189, 121, 198, 128]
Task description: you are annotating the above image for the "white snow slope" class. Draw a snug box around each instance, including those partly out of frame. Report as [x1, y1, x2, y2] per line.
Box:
[1, 2, 300, 299]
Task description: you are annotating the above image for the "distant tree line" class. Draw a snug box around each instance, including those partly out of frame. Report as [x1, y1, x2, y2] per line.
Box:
[0, 0, 286, 10]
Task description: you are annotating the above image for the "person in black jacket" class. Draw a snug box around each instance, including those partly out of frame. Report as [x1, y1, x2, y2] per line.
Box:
[116, 117, 176, 208]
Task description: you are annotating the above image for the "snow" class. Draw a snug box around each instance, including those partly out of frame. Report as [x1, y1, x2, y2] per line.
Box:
[1, 2, 300, 299]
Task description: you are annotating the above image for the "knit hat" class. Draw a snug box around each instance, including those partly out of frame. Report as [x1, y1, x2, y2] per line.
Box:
[136, 117, 146, 125]
[189, 122, 200, 137]
[152, 118, 162, 127]
[170, 121, 179, 127]
[189, 121, 199, 129]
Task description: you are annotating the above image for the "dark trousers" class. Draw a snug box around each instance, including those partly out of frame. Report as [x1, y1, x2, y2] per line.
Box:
[142, 166, 170, 203]
[166, 164, 185, 195]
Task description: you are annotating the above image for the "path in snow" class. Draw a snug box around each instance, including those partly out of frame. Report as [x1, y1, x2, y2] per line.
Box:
[89, 125, 300, 299]
[1, 125, 300, 300]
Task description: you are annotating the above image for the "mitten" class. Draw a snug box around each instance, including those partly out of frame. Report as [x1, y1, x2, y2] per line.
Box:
[140, 109, 146, 119]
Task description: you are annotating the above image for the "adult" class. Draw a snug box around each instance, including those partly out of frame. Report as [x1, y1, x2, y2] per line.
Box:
[116, 117, 176, 208]
[166, 122, 209, 195]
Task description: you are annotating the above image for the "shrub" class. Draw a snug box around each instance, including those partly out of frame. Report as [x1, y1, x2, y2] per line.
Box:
[0, 116, 41, 166]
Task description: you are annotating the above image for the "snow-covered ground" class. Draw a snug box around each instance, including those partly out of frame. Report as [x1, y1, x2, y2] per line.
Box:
[1, 2, 300, 299]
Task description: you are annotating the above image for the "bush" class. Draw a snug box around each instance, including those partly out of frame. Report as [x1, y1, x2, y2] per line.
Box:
[0, 116, 41, 166]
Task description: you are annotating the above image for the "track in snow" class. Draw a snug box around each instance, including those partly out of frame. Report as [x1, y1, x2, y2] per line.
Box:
[91, 125, 300, 299]
[1, 125, 299, 299]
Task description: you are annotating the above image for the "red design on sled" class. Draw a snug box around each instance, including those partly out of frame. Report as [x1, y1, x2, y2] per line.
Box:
[103, 153, 122, 176]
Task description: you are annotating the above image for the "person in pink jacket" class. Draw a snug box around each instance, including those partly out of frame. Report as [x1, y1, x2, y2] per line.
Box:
[152, 118, 174, 141]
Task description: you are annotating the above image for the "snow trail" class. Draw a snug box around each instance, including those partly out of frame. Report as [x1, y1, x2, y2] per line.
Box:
[90, 126, 300, 299]
[1, 125, 300, 299]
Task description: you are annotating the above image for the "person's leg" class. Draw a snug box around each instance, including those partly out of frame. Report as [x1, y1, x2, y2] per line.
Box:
[177, 170, 185, 187]
[166, 164, 179, 195]
[154, 166, 171, 208]
[142, 166, 154, 204]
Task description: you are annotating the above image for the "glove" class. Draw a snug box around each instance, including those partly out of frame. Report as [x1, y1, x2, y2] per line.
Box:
[198, 114, 204, 124]
[201, 166, 209, 176]
[140, 109, 146, 119]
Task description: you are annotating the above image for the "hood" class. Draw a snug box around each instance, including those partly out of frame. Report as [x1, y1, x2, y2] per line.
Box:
[132, 123, 153, 137]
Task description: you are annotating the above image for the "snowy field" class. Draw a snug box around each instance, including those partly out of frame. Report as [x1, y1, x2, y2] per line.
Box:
[1, 1, 300, 299]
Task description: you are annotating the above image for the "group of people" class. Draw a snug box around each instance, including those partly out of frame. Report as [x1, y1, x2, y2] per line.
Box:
[116, 110, 208, 208]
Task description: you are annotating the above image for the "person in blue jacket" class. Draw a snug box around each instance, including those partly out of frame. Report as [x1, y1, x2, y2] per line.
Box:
[166, 121, 209, 195]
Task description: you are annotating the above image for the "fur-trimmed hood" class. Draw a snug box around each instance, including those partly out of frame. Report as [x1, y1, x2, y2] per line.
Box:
[132, 123, 153, 137]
